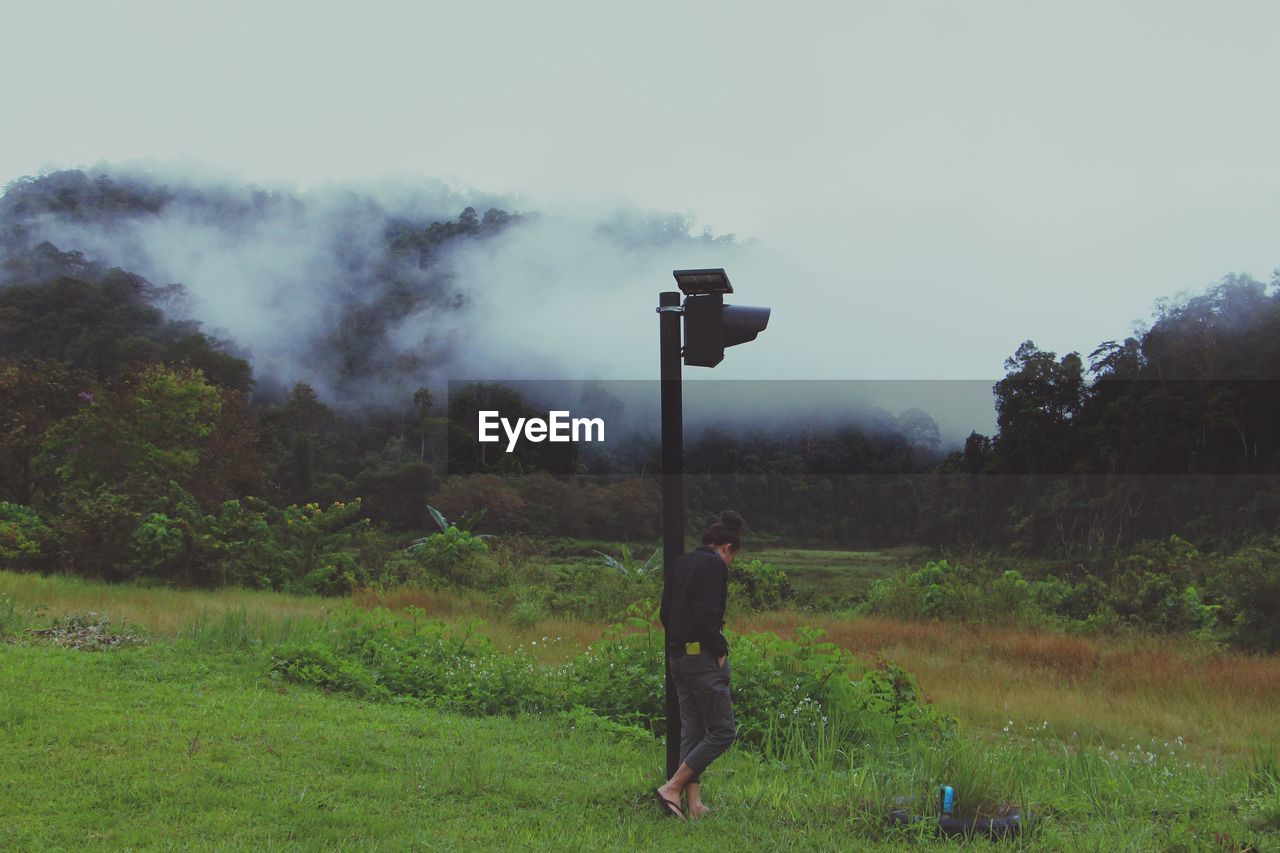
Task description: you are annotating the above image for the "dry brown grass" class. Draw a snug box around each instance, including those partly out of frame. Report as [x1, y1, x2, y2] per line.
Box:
[730, 611, 1280, 760]
[350, 587, 463, 618]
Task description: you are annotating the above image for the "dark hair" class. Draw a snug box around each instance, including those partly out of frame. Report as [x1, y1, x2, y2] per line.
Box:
[701, 510, 745, 551]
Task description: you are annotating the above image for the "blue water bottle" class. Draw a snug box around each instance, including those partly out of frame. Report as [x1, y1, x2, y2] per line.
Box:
[938, 785, 954, 817]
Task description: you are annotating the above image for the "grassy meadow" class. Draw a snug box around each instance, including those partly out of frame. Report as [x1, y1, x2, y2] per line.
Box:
[3, 558, 1280, 850]
[752, 546, 929, 609]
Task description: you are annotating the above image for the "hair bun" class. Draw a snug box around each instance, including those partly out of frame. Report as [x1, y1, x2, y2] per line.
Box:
[700, 510, 745, 549]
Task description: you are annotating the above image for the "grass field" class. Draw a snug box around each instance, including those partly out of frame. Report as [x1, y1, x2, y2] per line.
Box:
[752, 545, 929, 608]
[3, 567, 1280, 849]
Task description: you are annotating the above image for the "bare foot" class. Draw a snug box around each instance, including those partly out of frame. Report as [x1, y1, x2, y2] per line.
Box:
[654, 786, 685, 820]
[689, 803, 713, 819]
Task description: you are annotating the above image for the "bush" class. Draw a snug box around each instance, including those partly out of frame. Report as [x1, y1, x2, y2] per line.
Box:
[862, 558, 1090, 627]
[402, 526, 500, 589]
[541, 560, 644, 619]
[729, 558, 791, 610]
[47, 487, 139, 579]
[1105, 536, 1219, 635]
[1208, 537, 1280, 652]
[123, 489, 371, 593]
[854, 537, 1280, 649]
[728, 626, 952, 750]
[272, 611, 551, 715]
[0, 502, 50, 568]
[863, 559, 978, 621]
[270, 609, 954, 760]
[565, 616, 668, 729]
[409, 525, 490, 566]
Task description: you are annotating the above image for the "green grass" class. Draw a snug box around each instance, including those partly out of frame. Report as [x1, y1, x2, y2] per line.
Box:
[4, 566, 1280, 849]
[4, 615, 1279, 849]
[755, 546, 930, 608]
[1, 640, 904, 850]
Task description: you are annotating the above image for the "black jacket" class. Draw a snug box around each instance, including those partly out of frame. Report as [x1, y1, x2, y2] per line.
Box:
[660, 545, 729, 657]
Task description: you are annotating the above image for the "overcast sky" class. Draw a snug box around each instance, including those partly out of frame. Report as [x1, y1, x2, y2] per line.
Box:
[3, 0, 1278, 385]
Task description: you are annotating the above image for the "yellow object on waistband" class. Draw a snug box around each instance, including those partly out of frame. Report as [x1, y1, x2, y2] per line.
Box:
[685, 641, 702, 655]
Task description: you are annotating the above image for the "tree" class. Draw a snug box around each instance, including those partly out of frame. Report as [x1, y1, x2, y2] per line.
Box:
[0, 358, 94, 504]
[259, 382, 342, 502]
[0, 243, 252, 389]
[40, 363, 222, 498]
[898, 407, 941, 472]
[992, 341, 1084, 474]
[411, 386, 447, 464]
[37, 364, 227, 578]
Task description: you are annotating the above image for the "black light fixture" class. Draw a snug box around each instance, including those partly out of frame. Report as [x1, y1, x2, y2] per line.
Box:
[673, 268, 733, 296]
[673, 268, 771, 368]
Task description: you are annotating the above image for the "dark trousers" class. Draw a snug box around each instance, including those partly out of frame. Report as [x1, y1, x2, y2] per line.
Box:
[671, 653, 736, 781]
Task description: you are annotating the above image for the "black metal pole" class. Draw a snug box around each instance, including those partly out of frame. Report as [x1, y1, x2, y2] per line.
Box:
[658, 290, 684, 779]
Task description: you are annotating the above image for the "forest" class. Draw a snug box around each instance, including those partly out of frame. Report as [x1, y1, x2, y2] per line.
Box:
[2, 169, 1279, 649]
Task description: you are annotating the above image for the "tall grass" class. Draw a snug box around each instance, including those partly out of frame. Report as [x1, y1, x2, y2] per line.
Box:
[174, 607, 328, 652]
[741, 610, 1280, 760]
[0, 591, 17, 635]
[0, 570, 332, 636]
[4, 569, 1280, 847]
[6, 568, 1280, 766]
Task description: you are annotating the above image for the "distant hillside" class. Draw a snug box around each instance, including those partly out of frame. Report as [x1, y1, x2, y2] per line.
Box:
[0, 168, 733, 404]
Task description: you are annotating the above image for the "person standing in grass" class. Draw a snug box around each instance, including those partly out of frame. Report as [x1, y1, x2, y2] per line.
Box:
[653, 510, 743, 820]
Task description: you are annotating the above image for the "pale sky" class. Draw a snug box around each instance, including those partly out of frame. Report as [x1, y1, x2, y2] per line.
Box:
[3, 0, 1278, 382]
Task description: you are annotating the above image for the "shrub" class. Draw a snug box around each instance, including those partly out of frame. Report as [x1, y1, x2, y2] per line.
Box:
[0, 502, 50, 568]
[729, 558, 791, 610]
[540, 560, 642, 619]
[512, 474, 574, 536]
[403, 526, 500, 589]
[409, 525, 490, 565]
[987, 568, 1039, 621]
[1029, 572, 1098, 619]
[863, 558, 1096, 627]
[856, 537, 1280, 647]
[577, 479, 660, 540]
[1208, 537, 1280, 652]
[272, 611, 551, 715]
[863, 559, 977, 621]
[47, 487, 139, 579]
[121, 489, 371, 593]
[270, 609, 953, 761]
[490, 533, 543, 581]
[565, 617, 667, 729]
[728, 627, 952, 750]
[1105, 536, 1219, 635]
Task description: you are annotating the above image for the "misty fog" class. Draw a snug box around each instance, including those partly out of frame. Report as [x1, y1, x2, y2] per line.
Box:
[0, 166, 997, 445]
